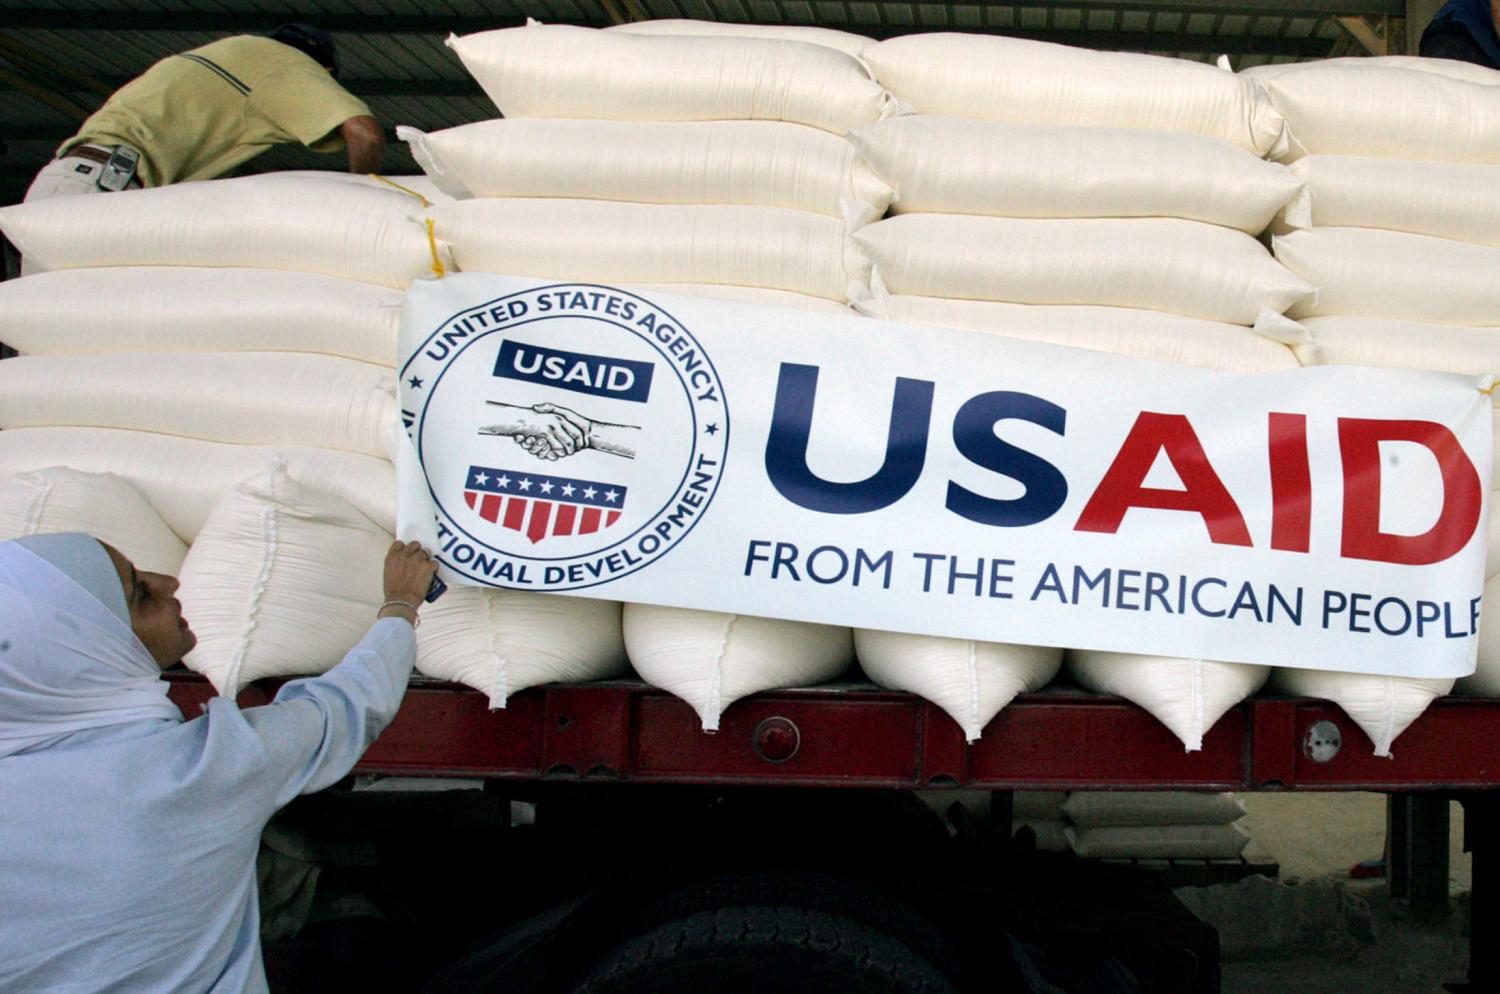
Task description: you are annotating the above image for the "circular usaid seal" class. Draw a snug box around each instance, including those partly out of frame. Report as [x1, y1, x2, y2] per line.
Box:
[403, 282, 728, 592]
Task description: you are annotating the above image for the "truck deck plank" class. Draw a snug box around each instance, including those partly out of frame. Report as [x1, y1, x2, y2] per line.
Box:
[164, 674, 1500, 791]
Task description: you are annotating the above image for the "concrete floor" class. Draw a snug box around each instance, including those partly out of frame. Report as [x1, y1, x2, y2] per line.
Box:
[1237, 792, 1470, 888]
[1179, 793, 1474, 993]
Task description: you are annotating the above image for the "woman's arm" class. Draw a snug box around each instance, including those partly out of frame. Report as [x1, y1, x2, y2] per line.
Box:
[237, 542, 435, 807]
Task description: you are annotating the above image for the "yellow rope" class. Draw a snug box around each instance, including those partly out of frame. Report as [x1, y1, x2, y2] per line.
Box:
[425, 218, 446, 279]
[367, 172, 432, 208]
[1481, 379, 1499, 396]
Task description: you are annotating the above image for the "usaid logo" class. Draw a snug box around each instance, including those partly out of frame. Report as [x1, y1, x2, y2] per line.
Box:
[402, 283, 728, 592]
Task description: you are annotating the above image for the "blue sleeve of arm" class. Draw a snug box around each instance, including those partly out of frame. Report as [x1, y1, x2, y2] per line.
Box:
[238, 618, 416, 808]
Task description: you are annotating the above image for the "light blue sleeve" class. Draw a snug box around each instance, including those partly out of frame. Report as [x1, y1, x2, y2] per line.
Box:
[237, 617, 416, 808]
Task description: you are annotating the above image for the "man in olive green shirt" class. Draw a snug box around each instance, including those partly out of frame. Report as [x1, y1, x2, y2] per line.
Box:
[24, 24, 384, 201]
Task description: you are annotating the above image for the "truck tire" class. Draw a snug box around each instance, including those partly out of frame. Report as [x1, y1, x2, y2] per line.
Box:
[567, 905, 960, 994]
[621, 869, 973, 989]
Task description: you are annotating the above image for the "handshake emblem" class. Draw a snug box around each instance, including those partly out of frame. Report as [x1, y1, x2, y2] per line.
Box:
[479, 400, 639, 461]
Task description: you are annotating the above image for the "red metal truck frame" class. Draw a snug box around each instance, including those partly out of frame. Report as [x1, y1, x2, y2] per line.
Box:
[166, 674, 1500, 790]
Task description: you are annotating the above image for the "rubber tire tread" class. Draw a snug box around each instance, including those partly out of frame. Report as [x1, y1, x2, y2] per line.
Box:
[568, 905, 960, 994]
[621, 869, 966, 982]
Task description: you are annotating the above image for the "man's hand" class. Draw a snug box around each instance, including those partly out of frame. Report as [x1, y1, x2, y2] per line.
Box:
[481, 404, 591, 459]
[341, 115, 385, 174]
[378, 541, 435, 627]
[480, 402, 639, 460]
[514, 403, 594, 460]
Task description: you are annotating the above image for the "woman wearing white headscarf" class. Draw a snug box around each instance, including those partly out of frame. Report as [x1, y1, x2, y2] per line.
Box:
[0, 532, 436, 994]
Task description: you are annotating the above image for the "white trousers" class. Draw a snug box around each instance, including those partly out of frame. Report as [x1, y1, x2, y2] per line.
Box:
[23, 155, 113, 202]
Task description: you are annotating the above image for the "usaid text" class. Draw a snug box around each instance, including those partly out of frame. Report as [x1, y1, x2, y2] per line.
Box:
[763, 362, 1483, 568]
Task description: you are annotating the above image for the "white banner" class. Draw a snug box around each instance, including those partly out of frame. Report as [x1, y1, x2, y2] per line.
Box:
[398, 274, 1492, 679]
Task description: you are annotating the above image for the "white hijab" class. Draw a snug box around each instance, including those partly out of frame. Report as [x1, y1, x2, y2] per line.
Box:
[0, 534, 180, 759]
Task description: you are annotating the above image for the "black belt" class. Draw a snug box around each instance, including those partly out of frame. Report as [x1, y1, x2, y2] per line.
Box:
[61, 145, 113, 166]
[59, 144, 143, 189]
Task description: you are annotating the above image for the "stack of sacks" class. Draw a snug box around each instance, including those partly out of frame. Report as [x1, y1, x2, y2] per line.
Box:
[845, 38, 1314, 751]
[1247, 53, 1500, 86]
[855, 628, 1060, 743]
[0, 172, 447, 286]
[0, 267, 403, 363]
[0, 467, 188, 575]
[1011, 790, 1071, 853]
[607, 18, 875, 60]
[420, 19, 899, 728]
[419, 19, 892, 311]
[1243, 57, 1500, 755]
[0, 172, 628, 701]
[1062, 791, 1250, 860]
[276, 169, 457, 205]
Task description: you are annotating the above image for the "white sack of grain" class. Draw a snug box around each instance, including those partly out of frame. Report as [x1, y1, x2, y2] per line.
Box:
[431, 199, 868, 302]
[1061, 791, 1245, 828]
[1245, 55, 1500, 87]
[1065, 649, 1270, 752]
[178, 463, 391, 695]
[1013, 790, 1069, 820]
[277, 170, 456, 204]
[0, 353, 394, 458]
[855, 215, 1313, 324]
[1067, 823, 1250, 859]
[623, 603, 853, 730]
[864, 33, 1287, 158]
[1275, 228, 1500, 325]
[854, 295, 1302, 373]
[415, 586, 627, 708]
[1281, 156, 1500, 245]
[1018, 820, 1072, 852]
[0, 427, 394, 542]
[0, 467, 187, 575]
[0, 267, 401, 365]
[609, 19, 875, 59]
[447, 22, 894, 135]
[629, 283, 852, 314]
[848, 117, 1302, 233]
[1292, 315, 1500, 371]
[1361, 55, 1500, 83]
[853, 629, 1060, 741]
[1249, 63, 1500, 163]
[1461, 572, 1500, 695]
[1269, 668, 1453, 757]
[374, 174, 453, 204]
[0, 174, 449, 288]
[400, 119, 892, 220]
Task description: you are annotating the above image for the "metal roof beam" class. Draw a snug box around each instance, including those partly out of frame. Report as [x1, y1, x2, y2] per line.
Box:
[1006, 0, 1400, 12]
[0, 12, 599, 34]
[1, 125, 76, 141]
[0, 76, 483, 98]
[0, 1, 1402, 32]
[0, 11, 1338, 66]
[854, 24, 1334, 52]
[0, 65, 92, 120]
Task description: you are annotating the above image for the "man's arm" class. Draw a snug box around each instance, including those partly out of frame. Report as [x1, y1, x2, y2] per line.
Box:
[1492, 0, 1499, 32]
[340, 115, 385, 174]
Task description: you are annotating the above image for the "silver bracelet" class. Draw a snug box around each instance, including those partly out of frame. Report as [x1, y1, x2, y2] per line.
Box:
[378, 599, 421, 627]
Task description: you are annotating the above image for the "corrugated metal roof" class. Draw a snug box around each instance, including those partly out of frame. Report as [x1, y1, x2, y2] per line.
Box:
[0, 0, 1411, 203]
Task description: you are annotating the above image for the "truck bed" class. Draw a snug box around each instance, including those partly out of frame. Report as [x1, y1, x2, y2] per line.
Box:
[165, 673, 1500, 791]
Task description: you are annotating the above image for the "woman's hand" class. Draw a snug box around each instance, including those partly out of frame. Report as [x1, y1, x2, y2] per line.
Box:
[378, 541, 437, 627]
